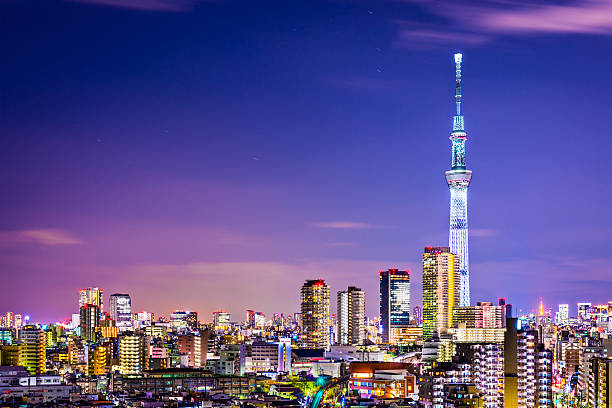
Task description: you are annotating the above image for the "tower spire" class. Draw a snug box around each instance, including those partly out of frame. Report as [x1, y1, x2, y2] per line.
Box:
[446, 52, 472, 307]
[454, 53, 463, 126]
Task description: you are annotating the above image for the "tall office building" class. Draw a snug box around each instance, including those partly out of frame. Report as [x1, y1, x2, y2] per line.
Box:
[300, 279, 330, 349]
[422, 247, 460, 340]
[445, 53, 472, 307]
[379, 269, 410, 344]
[337, 286, 366, 345]
[79, 304, 101, 343]
[212, 310, 231, 329]
[556, 304, 569, 324]
[79, 287, 103, 311]
[18, 325, 46, 374]
[109, 293, 132, 331]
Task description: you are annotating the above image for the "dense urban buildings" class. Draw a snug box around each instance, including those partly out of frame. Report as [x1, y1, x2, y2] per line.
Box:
[0, 53, 610, 408]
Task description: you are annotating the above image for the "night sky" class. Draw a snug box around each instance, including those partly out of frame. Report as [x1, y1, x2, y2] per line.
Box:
[2, 0, 612, 323]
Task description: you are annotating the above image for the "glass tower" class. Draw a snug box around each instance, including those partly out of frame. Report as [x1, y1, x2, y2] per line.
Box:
[379, 269, 410, 343]
[445, 53, 472, 307]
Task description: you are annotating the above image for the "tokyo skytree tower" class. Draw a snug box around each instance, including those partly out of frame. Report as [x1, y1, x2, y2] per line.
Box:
[445, 53, 472, 307]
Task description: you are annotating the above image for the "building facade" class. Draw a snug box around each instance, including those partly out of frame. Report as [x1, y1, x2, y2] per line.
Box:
[423, 247, 460, 340]
[379, 269, 410, 344]
[109, 293, 132, 331]
[300, 279, 330, 349]
[337, 286, 366, 345]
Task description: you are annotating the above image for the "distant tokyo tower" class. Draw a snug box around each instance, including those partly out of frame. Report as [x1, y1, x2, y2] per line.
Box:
[445, 53, 472, 307]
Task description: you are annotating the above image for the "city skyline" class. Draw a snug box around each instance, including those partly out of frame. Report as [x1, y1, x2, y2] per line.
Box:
[2, 0, 612, 322]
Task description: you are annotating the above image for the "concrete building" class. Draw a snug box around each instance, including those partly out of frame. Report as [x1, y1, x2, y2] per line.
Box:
[423, 247, 460, 340]
[177, 330, 209, 368]
[300, 279, 330, 349]
[337, 286, 366, 345]
[79, 303, 101, 343]
[18, 325, 46, 374]
[118, 333, 146, 374]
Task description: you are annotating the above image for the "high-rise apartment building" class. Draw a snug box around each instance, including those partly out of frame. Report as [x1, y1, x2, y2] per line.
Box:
[109, 293, 132, 331]
[337, 286, 366, 345]
[79, 304, 100, 343]
[422, 247, 460, 340]
[472, 343, 504, 408]
[587, 357, 612, 408]
[177, 330, 209, 368]
[118, 333, 146, 374]
[514, 329, 554, 408]
[379, 269, 410, 344]
[18, 325, 46, 374]
[446, 53, 472, 307]
[300, 279, 330, 349]
[79, 287, 103, 311]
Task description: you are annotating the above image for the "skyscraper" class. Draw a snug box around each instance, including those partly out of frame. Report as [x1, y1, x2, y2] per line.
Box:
[422, 247, 460, 340]
[109, 293, 132, 331]
[80, 304, 101, 343]
[337, 286, 366, 345]
[379, 269, 410, 344]
[79, 287, 103, 311]
[446, 53, 472, 307]
[300, 279, 330, 349]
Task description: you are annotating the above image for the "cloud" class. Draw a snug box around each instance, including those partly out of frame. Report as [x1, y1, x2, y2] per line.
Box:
[477, 0, 612, 35]
[395, 27, 491, 49]
[68, 0, 218, 12]
[311, 221, 381, 229]
[0, 229, 83, 246]
[394, 0, 612, 49]
[470, 228, 498, 237]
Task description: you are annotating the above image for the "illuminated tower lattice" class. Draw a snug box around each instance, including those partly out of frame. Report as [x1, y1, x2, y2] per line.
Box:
[445, 53, 472, 307]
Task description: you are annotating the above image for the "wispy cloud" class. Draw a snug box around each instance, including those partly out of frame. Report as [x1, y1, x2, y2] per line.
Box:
[394, 0, 612, 49]
[0, 229, 83, 246]
[69, 0, 219, 12]
[477, 0, 612, 35]
[312, 221, 381, 229]
[471, 228, 498, 237]
[395, 27, 491, 49]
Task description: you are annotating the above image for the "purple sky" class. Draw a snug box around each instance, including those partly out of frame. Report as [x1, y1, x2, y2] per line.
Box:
[1, 0, 612, 323]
